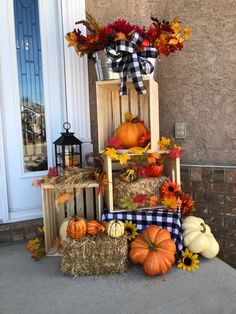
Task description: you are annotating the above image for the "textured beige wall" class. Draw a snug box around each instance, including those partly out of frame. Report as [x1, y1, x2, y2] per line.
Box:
[86, 0, 236, 165]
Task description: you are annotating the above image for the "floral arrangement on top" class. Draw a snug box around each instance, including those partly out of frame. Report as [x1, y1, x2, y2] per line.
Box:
[65, 12, 190, 57]
[65, 12, 190, 95]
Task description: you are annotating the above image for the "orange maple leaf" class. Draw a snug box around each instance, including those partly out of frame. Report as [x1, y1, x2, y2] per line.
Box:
[147, 152, 161, 164]
[149, 196, 159, 206]
[55, 192, 73, 206]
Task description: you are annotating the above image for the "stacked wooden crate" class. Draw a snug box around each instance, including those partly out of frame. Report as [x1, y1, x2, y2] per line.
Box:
[96, 77, 181, 213]
[42, 182, 102, 254]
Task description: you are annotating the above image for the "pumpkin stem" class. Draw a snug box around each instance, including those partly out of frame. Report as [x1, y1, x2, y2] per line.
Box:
[200, 222, 206, 233]
[140, 234, 156, 251]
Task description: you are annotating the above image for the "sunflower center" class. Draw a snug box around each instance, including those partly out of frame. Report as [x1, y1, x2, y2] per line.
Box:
[183, 257, 192, 266]
[125, 228, 132, 235]
[168, 186, 175, 192]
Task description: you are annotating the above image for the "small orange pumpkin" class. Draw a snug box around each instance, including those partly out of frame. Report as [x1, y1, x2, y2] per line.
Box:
[116, 121, 148, 148]
[130, 225, 176, 276]
[86, 220, 105, 235]
[67, 217, 87, 239]
[149, 163, 164, 177]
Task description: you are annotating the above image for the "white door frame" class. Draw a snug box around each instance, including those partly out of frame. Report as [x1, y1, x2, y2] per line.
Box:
[0, 63, 9, 224]
[0, 0, 90, 223]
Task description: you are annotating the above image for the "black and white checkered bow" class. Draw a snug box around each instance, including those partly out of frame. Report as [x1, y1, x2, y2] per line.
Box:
[105, 32, 158, 96]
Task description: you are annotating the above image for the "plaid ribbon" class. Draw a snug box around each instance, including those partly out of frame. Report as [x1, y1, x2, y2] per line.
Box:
[105, 32, 158, 96]
[102, 208, 183, 259]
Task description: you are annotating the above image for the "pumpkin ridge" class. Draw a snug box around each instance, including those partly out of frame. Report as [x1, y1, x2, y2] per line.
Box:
[154, 234, 171, 246]
[156, 247, 176, 254]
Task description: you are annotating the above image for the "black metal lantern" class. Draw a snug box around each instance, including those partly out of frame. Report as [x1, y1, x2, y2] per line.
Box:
[53, 122, 82, 173]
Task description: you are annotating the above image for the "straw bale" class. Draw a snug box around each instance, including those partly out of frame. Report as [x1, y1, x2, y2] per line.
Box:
[61, 233, 129, 277]
[113, 176, 169, 208]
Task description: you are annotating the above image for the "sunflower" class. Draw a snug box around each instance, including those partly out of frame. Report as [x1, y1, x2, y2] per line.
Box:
[160, 181, 181, 198]
[178, 248, 199, 271]
[124, 220, 138, 241]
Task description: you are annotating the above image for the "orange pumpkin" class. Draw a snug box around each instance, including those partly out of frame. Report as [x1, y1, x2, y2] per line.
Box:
[149, 163, 164, 177]
[116, 121, 148, 148]
[130, 225, 176, 276]
[67, 217, 87, 239]
[86, 220, 105, 235]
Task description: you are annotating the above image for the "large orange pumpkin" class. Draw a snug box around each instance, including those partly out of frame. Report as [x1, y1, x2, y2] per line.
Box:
[67, 217, 87, 239]
[116, 121, 148, 148]
[86, 220, 105, 235]
[130, 225, 176, 276]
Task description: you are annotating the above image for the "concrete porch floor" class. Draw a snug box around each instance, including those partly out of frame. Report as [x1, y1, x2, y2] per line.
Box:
[0, 242, 236, 314]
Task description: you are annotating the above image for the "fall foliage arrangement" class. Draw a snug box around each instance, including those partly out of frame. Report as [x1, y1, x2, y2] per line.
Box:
[65, 13, 190, 57]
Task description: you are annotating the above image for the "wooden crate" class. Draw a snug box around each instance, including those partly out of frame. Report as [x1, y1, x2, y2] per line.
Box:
[96, 77, 159, 153]
[103, 155, 181, 213]
[41, 181, 103, 254]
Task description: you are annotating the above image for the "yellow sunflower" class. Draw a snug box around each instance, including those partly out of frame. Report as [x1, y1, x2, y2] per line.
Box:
[124, 221, 138, 241]
[178, 248, 200, 271]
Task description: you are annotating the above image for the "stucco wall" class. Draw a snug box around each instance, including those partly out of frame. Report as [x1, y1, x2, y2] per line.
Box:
[86, 0, 236, 166]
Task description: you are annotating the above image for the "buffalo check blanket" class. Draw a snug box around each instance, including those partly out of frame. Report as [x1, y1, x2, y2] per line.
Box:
[102, 208, 183, 259]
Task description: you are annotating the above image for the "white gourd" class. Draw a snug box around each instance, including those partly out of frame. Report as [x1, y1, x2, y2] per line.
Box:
[182, 216, 219, 258]
[59, 217, 70, 241]
[107, 220, 125, 238]
[201, 233, 220, 259]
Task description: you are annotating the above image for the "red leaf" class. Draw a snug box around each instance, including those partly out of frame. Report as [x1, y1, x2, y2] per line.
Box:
[168, 147, 183, 160]
[133, 193, 149, 204]
[47, 167, 58, 177]
[106, 136, 122, 149]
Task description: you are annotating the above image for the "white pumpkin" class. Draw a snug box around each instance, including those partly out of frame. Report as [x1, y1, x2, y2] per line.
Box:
[59, 217, 70, 241]
[201, 233, 220, 259]
[107, 220, 125, 238]
[182, 216, 219, 258]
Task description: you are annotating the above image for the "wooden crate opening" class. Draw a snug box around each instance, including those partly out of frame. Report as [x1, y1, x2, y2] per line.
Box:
[41, 182, 103, 254]
[96, 77, 159, 153]
[103, 155, 181, 213]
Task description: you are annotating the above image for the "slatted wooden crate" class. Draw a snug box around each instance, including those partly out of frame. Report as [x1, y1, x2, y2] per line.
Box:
[103, 155, 181, 213]
[41, 181, 103, 254]
[96, 77, 159, 153]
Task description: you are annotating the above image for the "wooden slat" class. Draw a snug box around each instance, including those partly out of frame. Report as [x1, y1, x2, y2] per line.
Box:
[139, 94, 149, 127]
[111, 89, 121, 131]
[120, 95, 129, 122]
[95, 187, 102, 220]
[130, 88, 138, 116]
[85, 188, 94, 220]
[149, 78, 159, 151]
[106, 88, 113, 140]
[75, 188, 85, 218]
[103, 155, 114, 212]
[43, 189, 51, 253]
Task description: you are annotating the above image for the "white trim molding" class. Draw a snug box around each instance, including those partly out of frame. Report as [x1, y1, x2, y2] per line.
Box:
[0, 64, 9, 224]
[60, 0, 92, 143]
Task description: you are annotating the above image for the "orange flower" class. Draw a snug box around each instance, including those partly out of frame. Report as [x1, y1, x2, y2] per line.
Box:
[160, 182, 181, 198]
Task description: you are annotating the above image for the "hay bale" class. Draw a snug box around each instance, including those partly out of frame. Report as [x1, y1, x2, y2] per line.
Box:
[113, 176, 169, 208]
[61, 233, 129, 277]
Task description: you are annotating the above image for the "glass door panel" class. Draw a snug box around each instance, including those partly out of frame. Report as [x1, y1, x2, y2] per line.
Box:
[14, 0, 47, 172]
